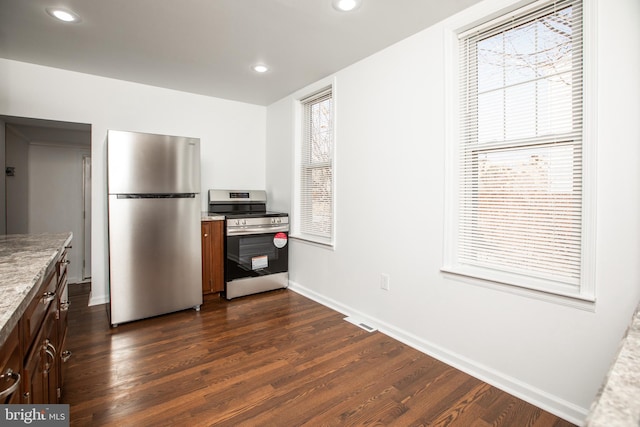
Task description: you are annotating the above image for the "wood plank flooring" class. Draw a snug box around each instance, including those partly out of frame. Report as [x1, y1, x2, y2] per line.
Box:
[63, 283, 576, 426]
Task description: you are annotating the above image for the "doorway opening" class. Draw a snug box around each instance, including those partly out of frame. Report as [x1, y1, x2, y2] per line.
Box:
[1, 115, 92, 285]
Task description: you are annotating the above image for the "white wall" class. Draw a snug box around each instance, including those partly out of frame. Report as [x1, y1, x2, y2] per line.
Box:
[0, 58, 266, 305]
[0, 120, 5, 234]
[28, 143, 91, 284]
[5, 126, 29, 233]
[266, 0, 640, 423]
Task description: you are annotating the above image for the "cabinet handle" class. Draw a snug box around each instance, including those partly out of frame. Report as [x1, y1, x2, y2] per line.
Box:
[41, 291, 56, 304]
[43, 339, 57, 373]
[62, 260, 70, 265]
[61, 301, 70, 311]
[46, 340, 57, 355]
[204, 233, 209, 237]
[23, 391, 30, 404]
[44, 349, 55, 373]
[61, 350, 72, 363]
[0, 369, 21, 399]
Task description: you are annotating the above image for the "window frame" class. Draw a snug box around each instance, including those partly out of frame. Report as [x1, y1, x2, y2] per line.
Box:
[442, 0, 597, 308]
[292, 84, 336, 248]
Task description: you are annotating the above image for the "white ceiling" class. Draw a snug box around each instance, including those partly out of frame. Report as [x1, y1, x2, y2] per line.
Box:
[0, 0, 482, 106]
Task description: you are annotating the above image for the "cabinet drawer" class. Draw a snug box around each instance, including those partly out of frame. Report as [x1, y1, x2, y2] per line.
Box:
[57, 249, 69, 280]
[0, 324, 22, 404]
[22, 268, 57, 355]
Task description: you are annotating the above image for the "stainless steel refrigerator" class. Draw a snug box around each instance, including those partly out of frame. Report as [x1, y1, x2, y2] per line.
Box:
[107, 130, 202, 326]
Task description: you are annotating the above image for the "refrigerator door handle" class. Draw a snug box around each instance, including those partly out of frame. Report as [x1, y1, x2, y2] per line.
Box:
[116, 193, 196, 199]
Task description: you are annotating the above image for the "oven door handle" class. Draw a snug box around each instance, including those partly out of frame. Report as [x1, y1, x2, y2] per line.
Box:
[227, 225, 289, 236]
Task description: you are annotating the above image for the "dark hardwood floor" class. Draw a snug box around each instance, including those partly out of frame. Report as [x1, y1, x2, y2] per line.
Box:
[63, 283, 575, 426]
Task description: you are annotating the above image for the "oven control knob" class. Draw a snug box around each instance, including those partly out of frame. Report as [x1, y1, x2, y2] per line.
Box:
[242, 219, 247, 225]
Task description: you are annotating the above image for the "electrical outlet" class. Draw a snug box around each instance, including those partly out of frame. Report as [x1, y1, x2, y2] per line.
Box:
[380, 273, 390, 291]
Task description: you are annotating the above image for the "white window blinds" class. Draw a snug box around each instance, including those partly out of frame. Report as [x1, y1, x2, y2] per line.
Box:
[299, 88, 334, 244]
[457, 0, 584, 289]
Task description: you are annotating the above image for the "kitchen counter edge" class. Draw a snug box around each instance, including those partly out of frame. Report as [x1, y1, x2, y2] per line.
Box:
[201, 213, 225, 221]
[585, 303, 640, 426]
[0, 232, 73, 348]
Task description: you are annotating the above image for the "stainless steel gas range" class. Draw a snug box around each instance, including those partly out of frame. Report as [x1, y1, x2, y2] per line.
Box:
[208, 189, 289, 300]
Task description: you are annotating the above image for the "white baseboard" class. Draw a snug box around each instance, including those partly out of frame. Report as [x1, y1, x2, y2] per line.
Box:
[287, 280, 587, 425]
[88, 292, 109, 306]
[67, 275, 83, 285]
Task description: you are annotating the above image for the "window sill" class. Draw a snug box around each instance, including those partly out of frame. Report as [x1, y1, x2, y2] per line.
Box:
[290, 234, 335, 250]
[440, 266, 595, 311]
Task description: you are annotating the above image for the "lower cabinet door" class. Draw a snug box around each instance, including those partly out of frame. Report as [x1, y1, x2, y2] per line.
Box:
[0, 325, 22, 404]
[23, 343, 46, 404]
[201, 221, 213, 294]
[202, 220, 225, 294]
[23, 304, 59, 404]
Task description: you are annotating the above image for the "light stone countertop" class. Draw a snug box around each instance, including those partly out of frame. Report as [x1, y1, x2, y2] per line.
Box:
[0, 232, 72, 348]
[585, 303, 640, 426]
[201, 212, 225, 221]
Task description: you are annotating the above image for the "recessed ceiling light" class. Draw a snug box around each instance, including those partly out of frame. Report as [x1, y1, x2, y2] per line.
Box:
[332, 0, 362, 12]
[253, 65, 269, 73]
[46, 8, 81, 23]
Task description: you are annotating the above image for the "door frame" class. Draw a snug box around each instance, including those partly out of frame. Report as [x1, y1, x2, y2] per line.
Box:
[82, 155, 91, 281]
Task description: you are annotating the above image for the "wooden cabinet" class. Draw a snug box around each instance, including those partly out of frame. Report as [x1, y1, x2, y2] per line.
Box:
[22, 268, 57, 356]
[0, 324, 22, 404]
[23, 300, 58, 404]
[201, 220, 224, 294]
[21, 265, 57, 404]
[0, 244, 71, 405]
[56, 249, 72, 395]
